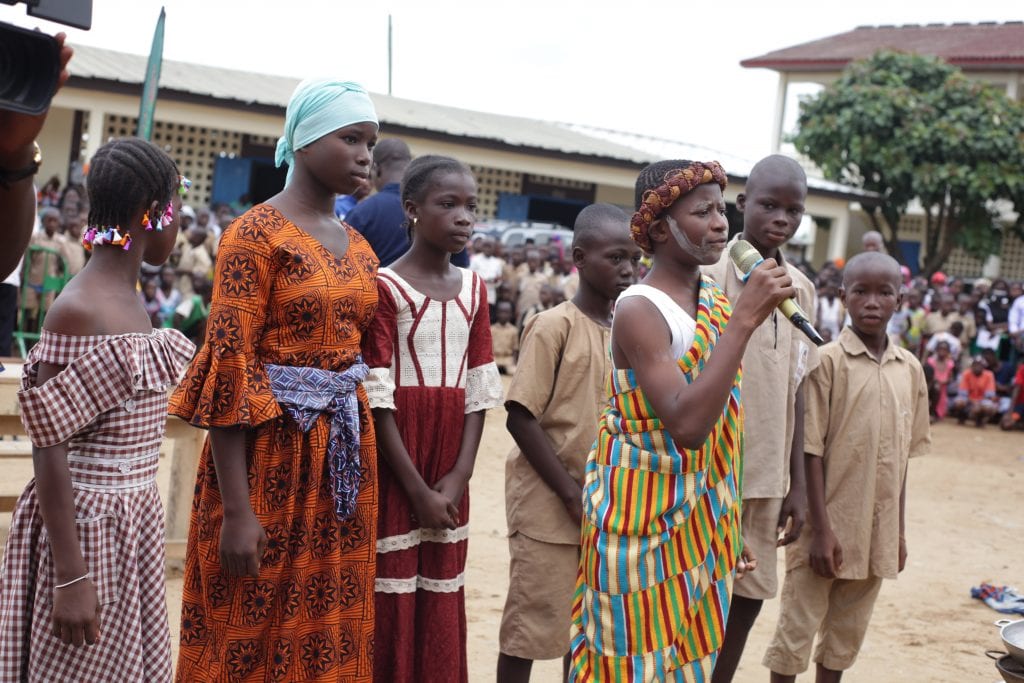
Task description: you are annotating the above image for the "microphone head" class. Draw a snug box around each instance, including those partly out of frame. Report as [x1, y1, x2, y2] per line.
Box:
[730, 239, 762, 274]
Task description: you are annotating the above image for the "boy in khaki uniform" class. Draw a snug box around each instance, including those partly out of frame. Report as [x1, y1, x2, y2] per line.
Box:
[764, 252, 930, 682]
[703, 155, 819, 683]
[497, 204, 640, 682]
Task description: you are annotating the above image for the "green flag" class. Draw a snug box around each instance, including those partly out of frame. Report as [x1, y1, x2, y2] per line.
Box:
[137, 7, 165, 141]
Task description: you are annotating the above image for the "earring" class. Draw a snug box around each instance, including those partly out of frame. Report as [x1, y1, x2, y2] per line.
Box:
[411, 217, 418, 229]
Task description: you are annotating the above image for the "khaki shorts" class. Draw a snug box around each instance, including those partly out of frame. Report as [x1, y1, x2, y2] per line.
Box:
[499, 532, 579, 660]
[734, 497, 784, 600]
[762, 565, 883, 675]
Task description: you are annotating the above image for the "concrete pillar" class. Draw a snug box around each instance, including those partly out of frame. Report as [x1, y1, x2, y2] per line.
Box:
[82, 108, 106, 165]
[827, 210, 850, 261]
[770, 73, 789, 154]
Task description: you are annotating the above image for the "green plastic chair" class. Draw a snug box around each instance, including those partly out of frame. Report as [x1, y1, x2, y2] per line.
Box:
[13, 245, 70, 358]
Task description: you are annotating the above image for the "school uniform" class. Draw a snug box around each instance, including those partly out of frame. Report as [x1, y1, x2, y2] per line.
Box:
[490, 321, 519, 372]
[703, 239, 819, 600]
[516, 269, 550, 315]
[500, 301, 609, 660]
[763, 327, 930, 675]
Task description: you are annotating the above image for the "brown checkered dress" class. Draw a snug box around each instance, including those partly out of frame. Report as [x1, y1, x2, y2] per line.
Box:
[0, 329, 194, 682]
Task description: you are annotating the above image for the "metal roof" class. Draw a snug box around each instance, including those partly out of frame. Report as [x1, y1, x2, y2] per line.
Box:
[742, 21, 1024, 72]
[67, 44, 873, 199]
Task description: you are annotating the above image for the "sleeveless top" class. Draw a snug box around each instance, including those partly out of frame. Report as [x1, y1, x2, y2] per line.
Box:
[616, 284, 696, 359]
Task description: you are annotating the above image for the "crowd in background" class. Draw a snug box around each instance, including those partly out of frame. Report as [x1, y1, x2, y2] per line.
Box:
[5, 177, 1024, 432]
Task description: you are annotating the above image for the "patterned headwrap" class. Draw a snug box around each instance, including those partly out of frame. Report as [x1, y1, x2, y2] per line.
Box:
[275, 78, 379, 185]
[631, 161, 728, 252]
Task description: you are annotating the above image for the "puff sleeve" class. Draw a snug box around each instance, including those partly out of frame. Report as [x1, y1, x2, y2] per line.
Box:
[361, 279, 398, 410]
[169, 207, 283, 428]
[19, 330, 195, 447]
[463, 273, 503, 413]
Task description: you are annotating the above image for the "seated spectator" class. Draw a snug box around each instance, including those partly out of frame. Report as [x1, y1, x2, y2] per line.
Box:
[951, 357, 998, 427]
[926, 341, 956, 421]
[173, 275, 213, 346]
[1000, 361, 1024, 431]
[925, 321, 964, 364]
[981, 348, 1016, 414]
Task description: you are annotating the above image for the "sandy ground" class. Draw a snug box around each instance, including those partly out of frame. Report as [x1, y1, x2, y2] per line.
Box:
[2, 399, 1022, 681]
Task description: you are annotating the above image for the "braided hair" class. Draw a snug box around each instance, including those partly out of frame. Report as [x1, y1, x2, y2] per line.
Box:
[631, 159, 727, 252]
[399, 155, 472, 237]
[86, 138, 179, 232]
[633, 159, 695, 210]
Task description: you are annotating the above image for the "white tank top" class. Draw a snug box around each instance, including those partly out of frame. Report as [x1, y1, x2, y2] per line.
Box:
[615, 284, 697, 359]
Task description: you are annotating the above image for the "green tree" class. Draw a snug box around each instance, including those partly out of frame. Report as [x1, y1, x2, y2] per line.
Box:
[792, 51, 1024, 275]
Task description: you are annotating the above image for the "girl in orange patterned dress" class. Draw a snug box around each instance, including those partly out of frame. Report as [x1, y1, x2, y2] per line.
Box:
[170, 80, 382, 682]
[362, 156, 503, 682]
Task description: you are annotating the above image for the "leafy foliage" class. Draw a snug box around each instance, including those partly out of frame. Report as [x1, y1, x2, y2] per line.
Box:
[792, 51, 1024, 275]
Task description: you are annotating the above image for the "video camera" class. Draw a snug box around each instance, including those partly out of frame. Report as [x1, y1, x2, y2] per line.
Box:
[0, 0, 92, 114]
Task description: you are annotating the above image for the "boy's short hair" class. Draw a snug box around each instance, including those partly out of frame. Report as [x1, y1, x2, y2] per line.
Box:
[572, 203, 629, 249]
[842, 252, 901, 288]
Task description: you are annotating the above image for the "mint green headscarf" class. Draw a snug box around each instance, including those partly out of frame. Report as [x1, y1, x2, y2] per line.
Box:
[275, 79, 379, 185]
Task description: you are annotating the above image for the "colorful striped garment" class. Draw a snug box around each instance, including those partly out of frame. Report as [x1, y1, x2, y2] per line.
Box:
[569, 276, 743, 682]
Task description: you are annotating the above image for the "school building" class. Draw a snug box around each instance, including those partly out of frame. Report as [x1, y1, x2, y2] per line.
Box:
[743, 21, 1024, 279]
[39, 44, 877, 270]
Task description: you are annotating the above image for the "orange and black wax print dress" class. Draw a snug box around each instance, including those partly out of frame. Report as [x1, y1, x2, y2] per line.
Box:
[170, 204, 380, 682]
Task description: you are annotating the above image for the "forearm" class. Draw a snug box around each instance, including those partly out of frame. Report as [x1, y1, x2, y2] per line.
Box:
[662, 318, 754, 448]
[33, 445, 87, 582]
[899, 475, 907, 539]
[209, 428, 254, 517]
[507, 404, 578, 502]
[805, 454, 830, 533]
[451, 411, 485, 479]
[372, 408, 429, 497]
[788, 387, 807, 494]
[0, 145, 37, 279]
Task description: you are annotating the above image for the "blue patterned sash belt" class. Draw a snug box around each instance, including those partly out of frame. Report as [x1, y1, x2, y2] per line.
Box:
[266, 360, 369, 520]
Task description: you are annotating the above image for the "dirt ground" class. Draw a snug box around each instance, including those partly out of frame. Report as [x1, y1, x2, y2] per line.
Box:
[162, 413, 1024, 682]
[3, 393, 1020, 681]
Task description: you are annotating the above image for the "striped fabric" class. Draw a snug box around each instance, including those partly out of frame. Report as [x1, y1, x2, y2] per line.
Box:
[569, 276, 744, 682]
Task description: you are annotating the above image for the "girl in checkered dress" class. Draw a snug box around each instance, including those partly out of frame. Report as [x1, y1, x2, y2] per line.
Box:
[0, 139, 195, 682]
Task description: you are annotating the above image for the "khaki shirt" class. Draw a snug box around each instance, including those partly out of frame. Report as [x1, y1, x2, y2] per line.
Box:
[702, 238, 819, 498]
[177, 243, 213, 296]
[505, 301, 610, 544]
[922, 310, 961, 337]
[789, 327, 930, 580]
[490, 322, 519, 363]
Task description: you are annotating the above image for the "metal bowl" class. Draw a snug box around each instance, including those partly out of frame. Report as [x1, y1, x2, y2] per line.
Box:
[997, 619, 1024, 664]
[989, 650, 1024, 683]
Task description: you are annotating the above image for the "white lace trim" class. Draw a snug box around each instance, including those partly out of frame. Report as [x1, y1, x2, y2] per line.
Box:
[376, 525, 469, 553]
[364, 366, 396, 410]
[375, 572, 465, 594]
[464, 362, 503, 414]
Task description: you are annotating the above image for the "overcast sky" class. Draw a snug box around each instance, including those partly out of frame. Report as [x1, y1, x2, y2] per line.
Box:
[4, 1, 1021, 162]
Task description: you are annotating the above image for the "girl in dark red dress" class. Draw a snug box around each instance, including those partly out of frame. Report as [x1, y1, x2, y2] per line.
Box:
[362, 156, 503, 682]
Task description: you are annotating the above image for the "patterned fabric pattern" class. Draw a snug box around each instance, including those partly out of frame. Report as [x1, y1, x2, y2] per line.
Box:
[0, 329, 194, 683]
[266, 361, 369, 519]
[169, 205, 379, 682]
[569, 277, 743, 682]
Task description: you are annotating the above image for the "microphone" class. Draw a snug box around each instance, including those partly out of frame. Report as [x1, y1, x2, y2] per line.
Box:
[729, 239, 826, 347]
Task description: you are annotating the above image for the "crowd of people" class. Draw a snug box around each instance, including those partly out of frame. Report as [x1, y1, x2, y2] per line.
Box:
[0, 50, 1019, 683]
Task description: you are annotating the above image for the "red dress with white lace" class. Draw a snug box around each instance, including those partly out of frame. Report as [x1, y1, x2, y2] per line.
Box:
[362, 267, 503, 683]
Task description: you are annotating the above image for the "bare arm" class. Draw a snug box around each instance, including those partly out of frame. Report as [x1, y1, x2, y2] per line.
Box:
[898, 473, 908, 572]
[613, 262, 793, 450]
[372, 408, 457, 529]
[32, 361, 99, 646]
[434, 411, 486, 512]
[209, 427, 266, 577]
[506, 402, 582, 522]
[806, 454, 842, 578]
[777, 384, 807, 546]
